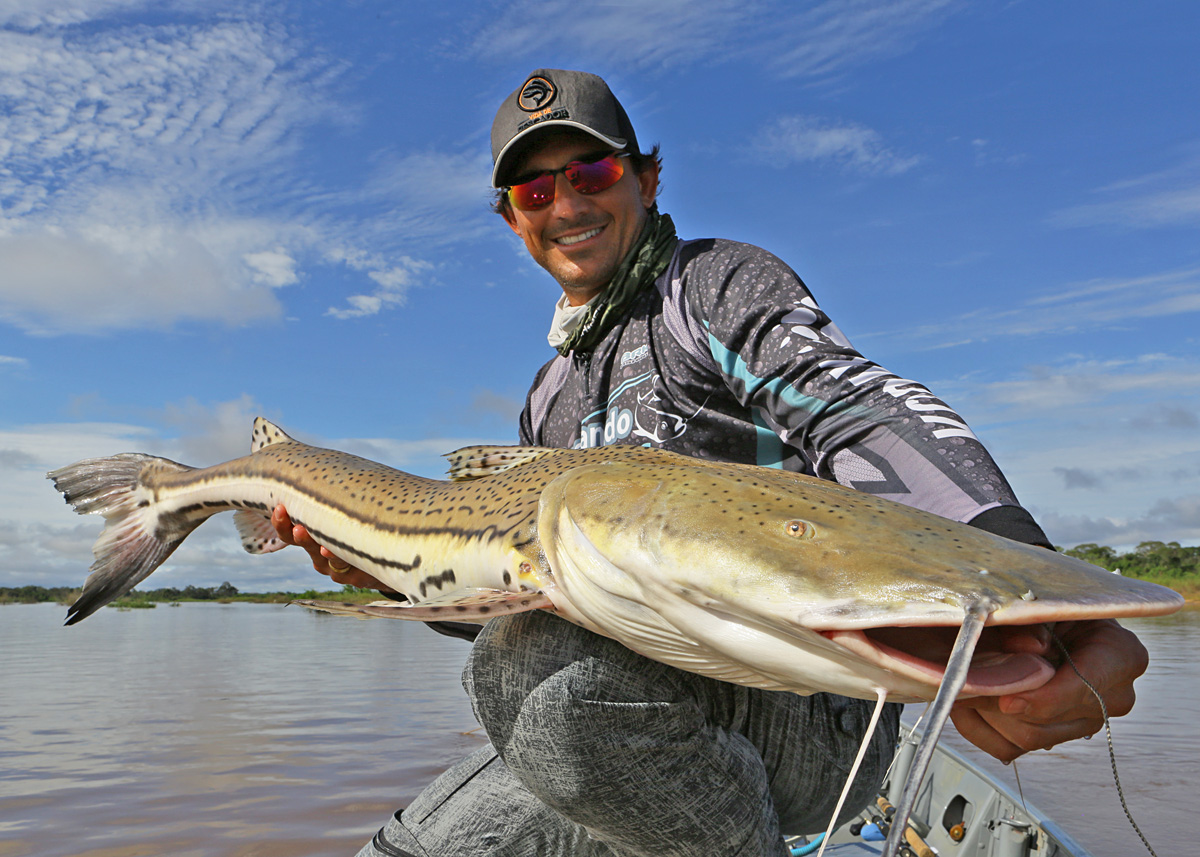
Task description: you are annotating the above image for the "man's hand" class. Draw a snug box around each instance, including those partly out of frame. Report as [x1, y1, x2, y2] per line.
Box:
[271, 504, 396, 593]
[951, 619, 1148, 762]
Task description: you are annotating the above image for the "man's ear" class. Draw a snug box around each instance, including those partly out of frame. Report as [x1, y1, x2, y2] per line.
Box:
[499, 200, 521, 234]
[637, 160, 660, 210]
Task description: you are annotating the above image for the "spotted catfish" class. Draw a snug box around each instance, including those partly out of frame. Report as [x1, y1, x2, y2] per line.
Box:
[50, 418, 1182, 704]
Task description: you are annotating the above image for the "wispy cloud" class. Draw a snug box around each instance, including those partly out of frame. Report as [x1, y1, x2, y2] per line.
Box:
[0, 10, 335, 332]
[962, 353, 1200, 413]
[1049, 151, 1200, 230]
[320, 150, 493, 319]
[752, 115, 920, 175]
[931, 352, 1200, 548]
[465, 0, 963, 80]
[1035, 494, 1200, 549]
[464, 0, 750, 70]
[0, 3, 495, 333]
[765, 0, 961, 79]
[868, 266, 1200, 350]
[0, 0, 152, 28]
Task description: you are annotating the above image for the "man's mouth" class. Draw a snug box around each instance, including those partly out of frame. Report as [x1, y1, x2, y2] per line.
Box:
[554, 225, 604, 246]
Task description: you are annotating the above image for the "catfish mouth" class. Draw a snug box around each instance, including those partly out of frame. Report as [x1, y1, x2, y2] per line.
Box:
[820, 624, 1057, 697]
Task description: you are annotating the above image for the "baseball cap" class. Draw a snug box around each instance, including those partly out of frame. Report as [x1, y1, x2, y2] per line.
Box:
[491, 69, 640, 188]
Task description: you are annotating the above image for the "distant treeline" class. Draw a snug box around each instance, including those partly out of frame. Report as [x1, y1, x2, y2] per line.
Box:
[0, 582, 376, 606]
[1062, 541, 1200, 580]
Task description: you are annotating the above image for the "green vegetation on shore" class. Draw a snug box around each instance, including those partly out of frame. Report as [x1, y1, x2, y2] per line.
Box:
[1061, 541, 1200, 600]
[0, 582, 384, 608]
[5, 540, 1197, 610]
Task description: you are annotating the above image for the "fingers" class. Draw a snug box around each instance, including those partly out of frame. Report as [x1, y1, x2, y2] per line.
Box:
[1050, 620, 1146, 719]
[271, 504, 396, 593]
[951, 701, 1101, 762]
[952, 619, 1147, 762]
[272, 504, 325, 566]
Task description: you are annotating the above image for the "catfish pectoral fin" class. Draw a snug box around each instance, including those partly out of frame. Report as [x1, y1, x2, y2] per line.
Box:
[292, 589, 553, 622]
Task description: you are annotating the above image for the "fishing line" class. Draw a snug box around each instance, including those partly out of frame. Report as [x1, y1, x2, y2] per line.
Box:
[880, 605, 988, 857]
[1051, 632, 1158, 857]
[814, 689, 889, 857]
[878, 706, 929, 787]
[1010, 761, 1027, 813]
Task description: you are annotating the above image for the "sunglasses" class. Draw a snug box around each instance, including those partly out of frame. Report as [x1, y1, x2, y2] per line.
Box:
[505, 151, 630, 211]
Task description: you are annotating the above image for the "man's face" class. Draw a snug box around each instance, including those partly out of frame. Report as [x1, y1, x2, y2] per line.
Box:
[501, 131, 659, 305]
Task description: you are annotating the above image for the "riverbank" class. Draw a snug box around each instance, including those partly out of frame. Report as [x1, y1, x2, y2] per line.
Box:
[0, 583, 385, 608]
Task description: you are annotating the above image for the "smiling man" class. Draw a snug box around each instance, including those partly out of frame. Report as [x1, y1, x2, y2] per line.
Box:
[278, 69, 1150, 857]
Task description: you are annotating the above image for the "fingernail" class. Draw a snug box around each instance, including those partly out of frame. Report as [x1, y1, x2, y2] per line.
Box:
[1004, 697, 1029, 716]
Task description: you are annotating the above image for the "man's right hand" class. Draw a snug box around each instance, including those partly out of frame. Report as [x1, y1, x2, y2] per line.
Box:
[271, 504, 396, 593]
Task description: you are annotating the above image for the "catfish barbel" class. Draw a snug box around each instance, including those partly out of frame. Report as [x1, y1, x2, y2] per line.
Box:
[49, 417, 1181, 704]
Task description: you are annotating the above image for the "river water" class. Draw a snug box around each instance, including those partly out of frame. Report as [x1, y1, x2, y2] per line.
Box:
[1, 602, 1195, 857]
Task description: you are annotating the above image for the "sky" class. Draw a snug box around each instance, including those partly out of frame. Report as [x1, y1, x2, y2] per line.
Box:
[2, 0, 1198, 594]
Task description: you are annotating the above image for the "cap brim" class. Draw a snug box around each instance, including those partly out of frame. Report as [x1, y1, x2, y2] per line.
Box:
[492, 121, 627, 187]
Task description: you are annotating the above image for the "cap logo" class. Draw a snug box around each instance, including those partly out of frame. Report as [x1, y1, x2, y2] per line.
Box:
[518, 77, 556, 112]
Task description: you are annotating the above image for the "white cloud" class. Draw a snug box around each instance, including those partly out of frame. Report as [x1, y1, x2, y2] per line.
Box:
[869, 266, 1200, 350]
[0, 4, 466, 333]
[0, 0, 154, 28]
[0, 12, 334, 332]
[1034, 495, 1200, 551]
[1049, 152, 1200, 230]
[465, 0, 962, 81]
[926, 353, 1200, 550]
[753, 115, 920, 175]
[466, 0, 750, 70]
[0, 203, 307, 333]
[930, 354, 1200, 433]
[243, 249, 300, 288]
[973, 356, 1200, 412]
[323, 250, 433, 319]
[766, 0, 961, 79]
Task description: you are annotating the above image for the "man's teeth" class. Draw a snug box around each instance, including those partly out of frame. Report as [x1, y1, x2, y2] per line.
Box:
[556, 226, 603, 246]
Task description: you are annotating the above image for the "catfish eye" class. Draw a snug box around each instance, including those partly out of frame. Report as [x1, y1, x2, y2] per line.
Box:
[784, 519, 813, 538]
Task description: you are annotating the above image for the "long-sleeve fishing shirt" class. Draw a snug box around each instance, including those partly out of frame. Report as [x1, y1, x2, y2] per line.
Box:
[519, 237, 1049, 547]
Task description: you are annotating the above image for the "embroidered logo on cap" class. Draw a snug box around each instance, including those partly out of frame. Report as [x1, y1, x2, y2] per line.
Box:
[518, 76, 556, 111]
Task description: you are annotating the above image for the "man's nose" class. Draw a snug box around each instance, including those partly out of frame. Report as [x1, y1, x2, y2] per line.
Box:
[548, 173, 592, 216]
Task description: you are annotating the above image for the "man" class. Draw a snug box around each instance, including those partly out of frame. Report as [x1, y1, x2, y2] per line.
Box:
[275, 69, 1149, 856]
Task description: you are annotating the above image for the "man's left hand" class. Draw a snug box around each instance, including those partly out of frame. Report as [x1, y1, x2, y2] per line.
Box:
[951, 618, 1148, 762]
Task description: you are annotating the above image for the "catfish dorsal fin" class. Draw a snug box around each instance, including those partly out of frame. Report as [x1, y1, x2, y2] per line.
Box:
[443, 445, 553, 481]
[251, 417, 297, 453]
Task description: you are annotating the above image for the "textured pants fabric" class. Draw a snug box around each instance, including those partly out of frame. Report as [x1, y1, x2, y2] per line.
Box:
[356, 611, 901, 857]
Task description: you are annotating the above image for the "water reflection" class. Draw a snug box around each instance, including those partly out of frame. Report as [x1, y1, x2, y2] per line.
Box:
[2, 603, 1195, 856]
[2, 603, 481, 856]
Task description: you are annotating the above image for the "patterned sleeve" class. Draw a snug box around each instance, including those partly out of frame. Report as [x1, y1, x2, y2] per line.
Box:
[686, 241, 1045, 540]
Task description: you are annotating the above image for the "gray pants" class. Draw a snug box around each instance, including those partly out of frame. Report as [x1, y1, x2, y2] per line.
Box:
[357, 611, 900, 857]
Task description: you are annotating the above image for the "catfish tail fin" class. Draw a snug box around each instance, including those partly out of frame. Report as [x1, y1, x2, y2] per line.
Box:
[49, 453, 201, 625]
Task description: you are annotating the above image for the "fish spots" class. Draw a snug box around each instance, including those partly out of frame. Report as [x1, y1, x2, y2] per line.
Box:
[418, 568, 457, 597]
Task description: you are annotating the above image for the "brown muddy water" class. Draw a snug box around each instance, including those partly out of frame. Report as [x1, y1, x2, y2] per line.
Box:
[1, 602, 1195, 856]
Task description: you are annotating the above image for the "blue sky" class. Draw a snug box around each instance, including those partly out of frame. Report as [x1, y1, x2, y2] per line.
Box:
[2, 0, 1198, 593]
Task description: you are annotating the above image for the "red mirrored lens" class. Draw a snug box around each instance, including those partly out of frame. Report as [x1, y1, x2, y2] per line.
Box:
[508, 174, 556, 211]
[507, 153, 626, 211]
[565, 155, 625, 194]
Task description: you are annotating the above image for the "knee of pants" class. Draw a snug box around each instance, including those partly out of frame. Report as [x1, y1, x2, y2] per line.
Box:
[464, 611, 693, 751]
[463, 612, 561, 742]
